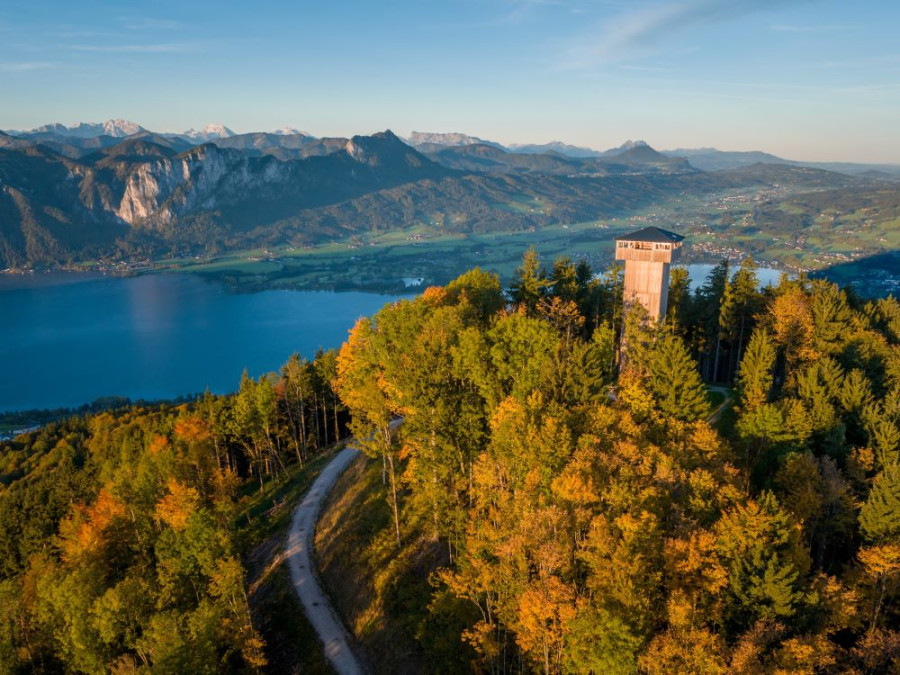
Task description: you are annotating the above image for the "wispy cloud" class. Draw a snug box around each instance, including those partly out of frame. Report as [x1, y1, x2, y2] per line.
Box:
[70, 43, 197, 53]
[0, 61, 57, 72]
[563, 0, 804, 67]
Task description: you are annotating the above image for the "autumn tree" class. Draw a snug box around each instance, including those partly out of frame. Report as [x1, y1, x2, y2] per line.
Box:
[336, 316, 404, 543]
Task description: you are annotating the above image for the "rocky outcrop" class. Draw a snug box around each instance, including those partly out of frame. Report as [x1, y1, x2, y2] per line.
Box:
[115, 144, 292, 224]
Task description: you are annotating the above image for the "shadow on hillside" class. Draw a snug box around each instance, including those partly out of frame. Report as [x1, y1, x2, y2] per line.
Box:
[810, 250, 900, 298]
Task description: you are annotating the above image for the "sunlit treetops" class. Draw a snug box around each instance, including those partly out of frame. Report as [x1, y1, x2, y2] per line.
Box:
[334, 252, 900, 673]
[1, 250, 899, 673]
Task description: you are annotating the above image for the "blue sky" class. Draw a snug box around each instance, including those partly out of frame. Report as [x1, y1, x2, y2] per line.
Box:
[1, 0, 898, 162]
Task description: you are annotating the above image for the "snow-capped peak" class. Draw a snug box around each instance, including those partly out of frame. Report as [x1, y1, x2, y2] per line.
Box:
[273, 126, 309, 136]
[25, 119, 146, 138]
[617, 140, 649, 151]
[181, 124, 236, 141]
[101, 119, 145, 137]
[407, 131, 491, 147]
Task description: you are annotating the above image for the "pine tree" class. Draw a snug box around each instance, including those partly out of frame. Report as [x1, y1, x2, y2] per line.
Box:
[861, 464, 900, 544]
[719, 257, 763, 382]
[736, 329, 777, 411]
[645, 333, 710, 422]
[735, 331, 788, 484]
[573, 259, 602, 332]
[810, 281, 853, 355]
[716, 492, 806, 624]
[550, 256, 579, 304]
[769, 284, 817, 377]
[694, 261, 729, 381]
[665, 266, 691, 330]
[510, 247, 546, 315]
[869, 295, 900, 344]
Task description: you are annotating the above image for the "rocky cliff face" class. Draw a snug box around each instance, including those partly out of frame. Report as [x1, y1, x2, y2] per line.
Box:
[108, 132, 441, 227]
[4, 128, 800, 270]
[0, 130, 449, 267]
[115, 144, 298, 224]
[116, 157, 185, 223]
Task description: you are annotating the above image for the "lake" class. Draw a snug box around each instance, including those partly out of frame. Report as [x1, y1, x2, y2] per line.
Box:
[684, 263, 785, 290]
[0, 273, 400, 412]
[0, 263, 786, 413]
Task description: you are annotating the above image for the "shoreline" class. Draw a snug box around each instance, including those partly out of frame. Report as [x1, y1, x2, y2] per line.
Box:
[0, 251, 802, 294]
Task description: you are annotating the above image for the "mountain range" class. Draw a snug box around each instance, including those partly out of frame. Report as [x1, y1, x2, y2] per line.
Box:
[21, 119, 146, 139]
[407, 131, 504, 149]
[404, 132, 900, 177]
[0, 119, 894, 270]
[8, 120, 899, 173]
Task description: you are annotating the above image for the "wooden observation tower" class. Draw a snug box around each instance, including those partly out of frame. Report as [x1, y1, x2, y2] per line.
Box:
[615, 227, 685, 322]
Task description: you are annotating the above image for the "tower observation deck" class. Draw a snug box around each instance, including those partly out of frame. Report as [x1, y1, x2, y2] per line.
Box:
[614, 227, 685, 321]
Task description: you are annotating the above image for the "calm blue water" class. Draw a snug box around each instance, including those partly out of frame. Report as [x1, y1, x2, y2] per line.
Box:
[684, 264, 786, 290]
[0, 265, 787, 413]
[0, 273, 399, 412]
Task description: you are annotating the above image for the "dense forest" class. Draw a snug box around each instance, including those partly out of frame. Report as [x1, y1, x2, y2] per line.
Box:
[2, 251, 900, 673]
[333, 252, 900, 673]
[0, 351, 346, 673]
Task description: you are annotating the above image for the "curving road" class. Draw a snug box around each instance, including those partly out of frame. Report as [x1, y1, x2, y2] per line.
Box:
[286, 446, 365, 675]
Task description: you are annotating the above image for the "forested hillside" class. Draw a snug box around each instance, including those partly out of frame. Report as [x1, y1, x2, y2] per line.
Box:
[0, 351, 348, 673]
[3, 254, 899, 672]
[0, 128, 874, 272]
[332, 255, 900, 673]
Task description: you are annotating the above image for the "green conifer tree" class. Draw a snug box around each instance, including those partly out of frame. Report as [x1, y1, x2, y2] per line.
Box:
[646, 334, 710, 422]
[510, 247, 546, 315]
[737, 329, 777, 411]
[550, 256, 579, 303]
[860, 464, 900, 544]
[719, 257, 763, 382]
[810, 281, 853, 355]
[695, 261, 729, 381]
[717, 492, 805, 624]
[666, 266, 691, 331]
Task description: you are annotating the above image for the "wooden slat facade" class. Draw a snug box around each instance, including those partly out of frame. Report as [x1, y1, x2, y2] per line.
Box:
[615, 237, 683, 321]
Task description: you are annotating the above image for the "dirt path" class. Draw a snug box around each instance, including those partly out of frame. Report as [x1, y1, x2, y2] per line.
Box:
[708, 385, 734, 424]
[286, 446, 365, 675]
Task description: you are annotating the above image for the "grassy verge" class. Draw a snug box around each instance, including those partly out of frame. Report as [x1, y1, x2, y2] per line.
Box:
[314, 455, 477, 674]
[248, 558, 334, 675]
[238, 450, 345, 674]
